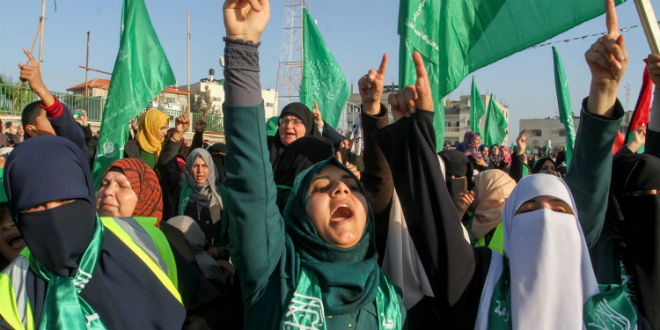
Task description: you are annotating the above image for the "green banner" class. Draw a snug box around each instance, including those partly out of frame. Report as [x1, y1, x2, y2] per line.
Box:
[435, 0, 625, 97]
[300, 8, 350, 129]
[91, 0, 175, 186]
[552, 46, 576, 167]
[470, 76, 486, 135]
[398, 0, 444, 151]
[484, 95, 508, 146]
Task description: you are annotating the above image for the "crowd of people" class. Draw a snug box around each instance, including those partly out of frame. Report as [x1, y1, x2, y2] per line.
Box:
[0, 0, 658, 329]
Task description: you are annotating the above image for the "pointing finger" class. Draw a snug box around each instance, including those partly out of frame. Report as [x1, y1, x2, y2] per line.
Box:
[412, 52, 429, 82]
[377, 53, 388, 76]
[605, 0, 619, 37]
[23, 48, 36, 65]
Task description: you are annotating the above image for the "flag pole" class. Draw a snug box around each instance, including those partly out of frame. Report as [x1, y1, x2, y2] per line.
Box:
[633, 0, 660, 54]
[12, 23, 41, 109]
[187, 11, 191, 106]
[38, 0, 46, 70]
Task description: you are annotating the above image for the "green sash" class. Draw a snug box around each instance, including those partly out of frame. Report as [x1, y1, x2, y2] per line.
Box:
[177, 183, 194, 216]
[28, 215, 107, 330]
[280, 268, 402, 330]
[488, 256, 637, 329]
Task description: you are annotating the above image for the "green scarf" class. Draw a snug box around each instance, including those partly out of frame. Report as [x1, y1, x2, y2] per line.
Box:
[27, 215, 106, 330]
[280, 267, 401, 330]
[177, 183, 194, 216]
[488, 256, 637, 330]
[283, 157, 380, 315]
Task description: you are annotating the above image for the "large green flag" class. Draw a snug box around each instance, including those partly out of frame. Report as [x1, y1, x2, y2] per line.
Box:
[398, 0, 444, 151]
[484, 95, 508, 146]
[470, 76, 486, 135]
[300, 8, 350, 129]
[91, 0, 175, 185]
[552, 46, 576, 167]
[436, 0, 625, 97]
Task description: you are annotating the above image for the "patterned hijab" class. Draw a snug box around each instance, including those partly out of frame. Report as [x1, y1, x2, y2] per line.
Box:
[103, 158, 163, 223]
[136, 109, 169, 158]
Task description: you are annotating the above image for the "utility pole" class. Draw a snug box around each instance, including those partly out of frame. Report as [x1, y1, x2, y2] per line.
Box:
[85, 31, 90, 112]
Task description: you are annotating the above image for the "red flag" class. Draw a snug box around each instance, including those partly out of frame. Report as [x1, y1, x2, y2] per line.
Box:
[612, 130, 625, 155]
[625, 63, 653, 141]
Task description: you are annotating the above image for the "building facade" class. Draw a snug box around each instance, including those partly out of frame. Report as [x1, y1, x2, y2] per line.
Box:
[184, 80, 278, 120]
[444, 94, 510, 146]
[519, 110, 633, 150]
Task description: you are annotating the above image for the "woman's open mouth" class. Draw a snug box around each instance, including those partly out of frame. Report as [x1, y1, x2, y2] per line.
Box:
[330, 203, 354, 222]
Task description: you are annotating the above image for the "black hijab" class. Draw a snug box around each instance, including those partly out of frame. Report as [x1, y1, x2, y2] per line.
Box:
[273, 136, 335, 211]
[268, 102, 323, 167]
[610, 153, 660, 329]
[208, 142, 227, 182]
[439, 149, 474, 201]
[532, 157, 556, 174]
[4, 136, 186, 329]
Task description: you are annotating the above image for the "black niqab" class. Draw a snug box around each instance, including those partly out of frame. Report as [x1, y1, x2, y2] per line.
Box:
[610, 153, 660, 329]
[4, 136, 186, 329]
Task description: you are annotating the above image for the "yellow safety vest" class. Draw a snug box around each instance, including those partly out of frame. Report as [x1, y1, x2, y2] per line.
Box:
[0, 217, 182, 330]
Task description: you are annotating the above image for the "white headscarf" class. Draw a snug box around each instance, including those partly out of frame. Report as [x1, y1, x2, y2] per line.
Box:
[474, 174, 600, 330]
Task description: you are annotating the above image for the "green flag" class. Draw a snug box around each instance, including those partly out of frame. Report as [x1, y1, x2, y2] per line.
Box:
[300, 8, 350, 129]
[552, 46, 576, 167]
[470, 76, 486, 135]
[436, 0, 625, 96]
[91, 0, 175, 186]
[484, 95, 508, 146]
[398, 0, 444, 151]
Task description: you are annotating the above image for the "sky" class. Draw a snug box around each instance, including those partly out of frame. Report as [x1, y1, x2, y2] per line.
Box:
[1, 0, 659, 137]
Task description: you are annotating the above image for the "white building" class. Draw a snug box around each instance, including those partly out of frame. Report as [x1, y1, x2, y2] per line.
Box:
[183, 79, 278, 119]
[520, 111, 633, 149]
[444, 95, 510, 146]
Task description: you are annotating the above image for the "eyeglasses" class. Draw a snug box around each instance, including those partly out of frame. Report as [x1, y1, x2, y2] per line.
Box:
[279, 117, 304, 126]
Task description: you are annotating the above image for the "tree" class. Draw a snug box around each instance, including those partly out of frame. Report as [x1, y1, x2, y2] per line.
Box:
[191, 85, 212, 116]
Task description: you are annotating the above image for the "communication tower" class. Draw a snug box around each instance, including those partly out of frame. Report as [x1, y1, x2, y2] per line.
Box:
[275, 0, 311, 109]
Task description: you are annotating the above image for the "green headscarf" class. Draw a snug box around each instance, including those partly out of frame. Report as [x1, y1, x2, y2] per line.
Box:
[283, 157, 379, 315]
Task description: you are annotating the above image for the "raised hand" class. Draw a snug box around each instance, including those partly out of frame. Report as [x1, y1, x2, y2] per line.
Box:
[627, 124, 646, 153]
[312, 100, 324, 128]
[455, 190, 474, 220]
[516, 130, 527, 155]
[388, 52, 434, 121]
[648, 54, 660, 86]
[584, 0, 628, 117]
[194, 117, 207, 132]
[18, 48, 54, 107]
[223, 0, 270, 43]
[358, 54, 388, 115]
[171, 106, 191, 143]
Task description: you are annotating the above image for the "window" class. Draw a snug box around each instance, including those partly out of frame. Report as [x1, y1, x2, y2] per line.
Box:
[165, 97, 175, 104]
[529, 129, 543, 137]
[557, 129, 565, 137]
